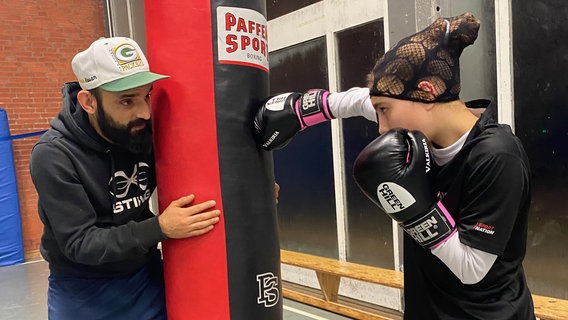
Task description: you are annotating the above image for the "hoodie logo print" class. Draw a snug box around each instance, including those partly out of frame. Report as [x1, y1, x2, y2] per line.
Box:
[109, 162, 152, 214]
[110, 162, 149, 198]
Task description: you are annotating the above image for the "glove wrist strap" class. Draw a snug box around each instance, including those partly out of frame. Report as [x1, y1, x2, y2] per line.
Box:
[295, 90, 333, 130]
[400, 201, 457, 249]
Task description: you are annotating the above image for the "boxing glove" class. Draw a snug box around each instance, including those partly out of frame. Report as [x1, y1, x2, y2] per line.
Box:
[353, 128, 456, 249]
[254, 89, 334, 150]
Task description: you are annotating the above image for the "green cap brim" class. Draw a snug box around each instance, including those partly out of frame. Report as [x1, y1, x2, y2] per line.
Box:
[99, 71, 170, 92]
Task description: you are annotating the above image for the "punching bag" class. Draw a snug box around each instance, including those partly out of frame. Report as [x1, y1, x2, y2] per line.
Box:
[0, 108, 24, 267]
[145, 1, 281, 319]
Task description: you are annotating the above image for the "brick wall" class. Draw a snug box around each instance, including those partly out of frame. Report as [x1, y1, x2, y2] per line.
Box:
[0, 1, 107, 260]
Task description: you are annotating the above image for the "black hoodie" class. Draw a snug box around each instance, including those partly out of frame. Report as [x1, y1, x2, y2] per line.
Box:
[30, 82, 165, 277]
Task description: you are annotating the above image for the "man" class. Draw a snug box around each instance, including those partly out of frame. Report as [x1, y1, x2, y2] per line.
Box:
[30, 37, 221, 319]
[255, 12, 535, 319]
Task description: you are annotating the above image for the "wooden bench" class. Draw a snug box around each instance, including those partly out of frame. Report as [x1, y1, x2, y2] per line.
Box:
[280, 249, 568, 320]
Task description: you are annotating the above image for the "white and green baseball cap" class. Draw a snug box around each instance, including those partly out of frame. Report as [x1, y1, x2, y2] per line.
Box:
[72, 37, 169, 92]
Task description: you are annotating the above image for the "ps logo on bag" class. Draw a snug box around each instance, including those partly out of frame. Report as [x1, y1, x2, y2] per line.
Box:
[376, 182, 416, 214]
[256, 272, 280, 307]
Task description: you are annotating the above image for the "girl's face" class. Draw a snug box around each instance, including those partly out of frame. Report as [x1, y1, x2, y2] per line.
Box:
[371, 95, 432, 136]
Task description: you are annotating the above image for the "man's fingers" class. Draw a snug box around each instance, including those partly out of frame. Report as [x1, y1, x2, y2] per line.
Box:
[185, 216, 220, 237]
[172, 196, 217, 213]
[187, 225, 215, 237]
[190, 209, 221, 223]
[187, 200, 217, 215]
[172, 194, 195, 207]
[191, 215, 220, 228]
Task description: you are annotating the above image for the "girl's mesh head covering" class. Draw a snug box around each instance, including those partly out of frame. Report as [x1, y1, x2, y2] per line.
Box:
[368, 12, 480, 103]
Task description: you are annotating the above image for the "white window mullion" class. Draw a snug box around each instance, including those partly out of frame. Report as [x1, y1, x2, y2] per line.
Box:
[495, 0, 515, 130]
[126, 0, 134, 39]
[105, 0, 115, 36]
[323, 24, 348, 262]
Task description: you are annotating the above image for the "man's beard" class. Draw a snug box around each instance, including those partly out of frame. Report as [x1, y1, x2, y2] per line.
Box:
[96, 103, 153, 155]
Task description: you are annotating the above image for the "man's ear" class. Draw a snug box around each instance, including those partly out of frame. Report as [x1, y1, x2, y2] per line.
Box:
[76, 90, 97, 115]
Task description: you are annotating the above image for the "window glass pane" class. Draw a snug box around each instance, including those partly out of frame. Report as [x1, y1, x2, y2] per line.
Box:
[130, 0, 147, 51]
[266, 0, 320, 20]
[336, 19, 394, 268]
[446, 1, 497, 103]
[108, 0, 130, 37]
[109, 0, 147, 52]
[512, 0, 568, 299]
[269, 37, 338, 258]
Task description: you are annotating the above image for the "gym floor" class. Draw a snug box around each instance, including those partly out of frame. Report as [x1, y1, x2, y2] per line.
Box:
[0, 260, 351, 320]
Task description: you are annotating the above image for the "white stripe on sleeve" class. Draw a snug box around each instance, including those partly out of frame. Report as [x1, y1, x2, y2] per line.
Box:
[328, 87, 377, 122]
[431, 232, 497, 284]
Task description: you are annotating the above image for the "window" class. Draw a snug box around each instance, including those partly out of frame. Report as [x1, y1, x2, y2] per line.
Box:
[269, 37, 338, 258]
[513, 0, 568, 299]
[335, 19, 394, 268]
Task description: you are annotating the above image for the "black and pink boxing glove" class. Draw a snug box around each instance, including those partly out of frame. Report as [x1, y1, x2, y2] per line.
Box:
[353, 128, 456, 249]
[254, 89, 334, 150]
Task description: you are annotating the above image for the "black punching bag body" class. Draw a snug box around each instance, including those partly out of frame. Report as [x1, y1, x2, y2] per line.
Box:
[144, 1, 281, 319]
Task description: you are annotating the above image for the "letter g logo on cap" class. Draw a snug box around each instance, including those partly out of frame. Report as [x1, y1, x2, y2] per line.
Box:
[113, 44, 140, 64]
